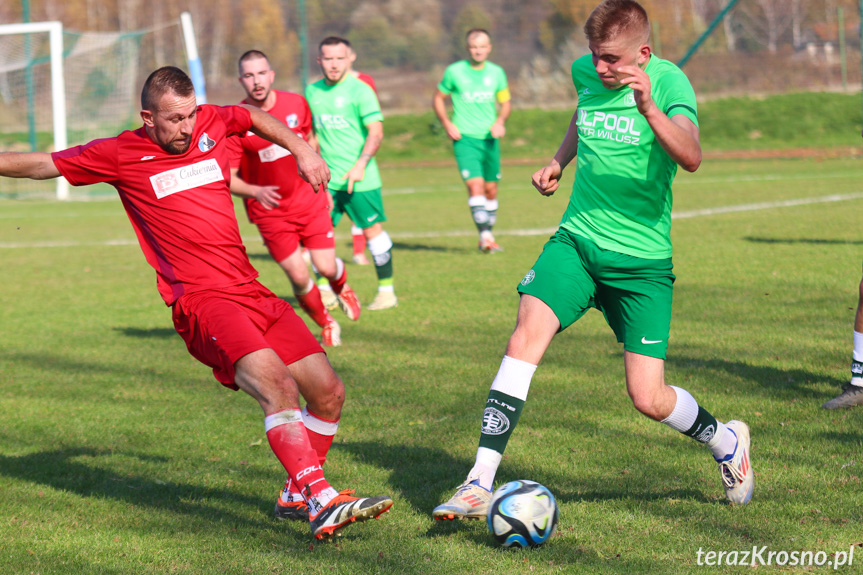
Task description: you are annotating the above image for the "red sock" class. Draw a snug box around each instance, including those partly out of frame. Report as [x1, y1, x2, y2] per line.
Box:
[265, 409, 332, 500]
[295, 282, 333, 328]
[328, 259, 347, 295]
[302, 406, 339, 465]
[352, 231, 367, 257]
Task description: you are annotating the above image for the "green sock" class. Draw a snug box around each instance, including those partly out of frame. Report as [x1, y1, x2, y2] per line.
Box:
[373, 250, 393, 283]
[684, 406, 719, 443]
[478, 390, 525, 454]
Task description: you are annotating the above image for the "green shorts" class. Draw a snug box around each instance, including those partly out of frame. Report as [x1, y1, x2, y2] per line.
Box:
[453, 136, 501, 182]
[330, 187, 387, 229]
[517, 228, 675, 359]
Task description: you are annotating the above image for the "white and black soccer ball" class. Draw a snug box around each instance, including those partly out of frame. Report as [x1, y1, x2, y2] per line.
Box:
[487, 480, 559, 548]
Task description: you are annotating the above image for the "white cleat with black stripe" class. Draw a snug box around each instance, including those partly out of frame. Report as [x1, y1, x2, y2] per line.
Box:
[309, 490, 393, 540]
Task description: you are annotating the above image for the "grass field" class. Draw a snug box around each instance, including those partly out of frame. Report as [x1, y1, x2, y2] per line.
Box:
[2, 153, 863, 574]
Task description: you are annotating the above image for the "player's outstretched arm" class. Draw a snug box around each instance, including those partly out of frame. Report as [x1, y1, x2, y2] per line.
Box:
[244, 105, 330, 192]
[531, 109, 579, 197]
[0, 152, 61, 180]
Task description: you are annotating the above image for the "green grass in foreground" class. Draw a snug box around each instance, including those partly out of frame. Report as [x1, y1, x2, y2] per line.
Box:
[1, 157, 862, 574]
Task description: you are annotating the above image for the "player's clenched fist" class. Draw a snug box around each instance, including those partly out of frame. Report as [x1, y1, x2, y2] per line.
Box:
[532, 161, 562, 196]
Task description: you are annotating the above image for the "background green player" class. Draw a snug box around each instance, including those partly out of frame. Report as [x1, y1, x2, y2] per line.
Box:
[307, 36, 397, 311]
[433, 0, 755, 521]
[433, 28, 511, 253]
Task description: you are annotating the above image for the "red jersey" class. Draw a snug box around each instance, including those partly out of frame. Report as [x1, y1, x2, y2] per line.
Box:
[355, 72, 377, 94]
[52, 105, 258, 306]
[227, 90, 325, 223]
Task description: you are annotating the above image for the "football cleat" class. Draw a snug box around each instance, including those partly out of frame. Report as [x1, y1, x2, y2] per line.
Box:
[478, 237, 502, 254]
[432, 479, 491, 520]
[336, 284, 361, 321]
[274, 495, 309, 521]
[352, 253, 370, 265]
[309, 490, 393, 540]
[716, 421, 754, 505]
[367, 291, 398, 311]
[319, 286, 338, 310]
[822, 382, 863, 409]
[321, 321, 341, 347]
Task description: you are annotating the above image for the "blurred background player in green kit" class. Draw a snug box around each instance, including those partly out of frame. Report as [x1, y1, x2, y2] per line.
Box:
[307, 36, 397, 311]
[433, 28, 511, 253]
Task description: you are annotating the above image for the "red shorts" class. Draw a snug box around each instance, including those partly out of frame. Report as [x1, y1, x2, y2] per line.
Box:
[254, 202, 335, 263]
[172, 281, 323, 390]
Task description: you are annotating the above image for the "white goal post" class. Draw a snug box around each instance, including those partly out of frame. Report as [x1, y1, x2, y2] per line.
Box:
[0, 21, 68, 199]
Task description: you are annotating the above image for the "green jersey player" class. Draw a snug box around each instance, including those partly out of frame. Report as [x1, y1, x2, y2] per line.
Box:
[433, 29, 511, 253]
[307, 36, 396, 311]
[433, 0, 754, 520]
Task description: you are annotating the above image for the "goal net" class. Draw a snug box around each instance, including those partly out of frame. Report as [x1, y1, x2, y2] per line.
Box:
[0, 20, 186, 199]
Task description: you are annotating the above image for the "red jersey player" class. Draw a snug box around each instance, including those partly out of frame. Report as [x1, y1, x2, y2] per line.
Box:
[0, 66, 391, 540]
[228, 50, 361, 348]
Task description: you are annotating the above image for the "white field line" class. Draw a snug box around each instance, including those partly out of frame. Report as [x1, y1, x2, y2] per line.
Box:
[3, 191, 863, 249]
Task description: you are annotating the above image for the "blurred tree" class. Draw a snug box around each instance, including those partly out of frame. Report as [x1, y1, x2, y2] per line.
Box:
[449, 2, 492, 61]
[237, 0, 296, 85]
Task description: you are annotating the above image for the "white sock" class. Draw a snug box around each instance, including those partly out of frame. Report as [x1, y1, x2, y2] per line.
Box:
[853, 331, 863, 362]
[490, 355, 536, 400]
[853, 333, 863, 386]
[333, 257, 345, 282]
[661, 386, 699, 432]
[662, 386, 734, 460]
[469, 447, 502, 491]
[708, 422, 735, 461]
[307, 485, 339, 515]
[280, 481, 304, 503]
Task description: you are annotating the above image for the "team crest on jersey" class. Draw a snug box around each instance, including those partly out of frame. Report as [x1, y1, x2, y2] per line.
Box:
[286, 114, 299, 128]
[334, 96, 346, 108]
[484, 77, 492, 86]
[198, 132, 216, 152]
[521, 269, 535, 286]
[624, 93, 636, 107]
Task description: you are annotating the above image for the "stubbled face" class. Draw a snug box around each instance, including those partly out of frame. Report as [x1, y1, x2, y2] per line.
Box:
[239, 56, 275, 104]
[318, 43, 350, 84]
[588, 33, 649, 89]
[466, 32, 492, 65]
[141, 91, 198, 155]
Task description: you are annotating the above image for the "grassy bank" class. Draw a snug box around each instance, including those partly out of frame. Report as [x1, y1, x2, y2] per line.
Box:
[379, 92, 863, 164]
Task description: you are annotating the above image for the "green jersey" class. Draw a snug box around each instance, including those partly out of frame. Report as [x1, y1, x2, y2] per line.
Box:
[306, 74, 383, 192]
[438, 60, 509, 139]
[561, 54, 698, 259]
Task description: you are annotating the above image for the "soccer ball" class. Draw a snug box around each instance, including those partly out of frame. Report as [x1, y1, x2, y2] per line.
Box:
[487, 480, 559, 548]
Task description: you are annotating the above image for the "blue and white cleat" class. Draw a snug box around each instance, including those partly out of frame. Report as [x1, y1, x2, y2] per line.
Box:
[716, 420, 754, 505]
